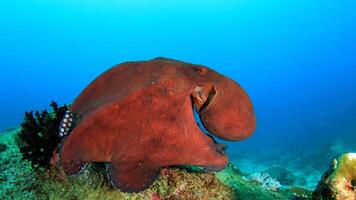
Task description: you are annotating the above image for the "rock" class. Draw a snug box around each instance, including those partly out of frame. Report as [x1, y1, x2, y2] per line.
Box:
[312, 153, 356, 200]
[264, 166, 297, 186]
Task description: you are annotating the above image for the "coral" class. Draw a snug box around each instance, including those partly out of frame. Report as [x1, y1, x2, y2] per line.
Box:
[312, 153, 356, 200]
[247, 172, 282, 191]
[17, 101, 68, 169]
[31, 164, 234, 200]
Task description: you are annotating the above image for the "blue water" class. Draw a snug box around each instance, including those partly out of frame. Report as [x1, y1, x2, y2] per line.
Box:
[1, 1, 355, 162]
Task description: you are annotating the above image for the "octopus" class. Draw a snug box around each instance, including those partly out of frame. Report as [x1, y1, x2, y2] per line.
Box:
[59, 57, 256, 192]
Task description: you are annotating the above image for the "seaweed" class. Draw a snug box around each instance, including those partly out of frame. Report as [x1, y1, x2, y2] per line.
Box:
[17, 101, 68, 169]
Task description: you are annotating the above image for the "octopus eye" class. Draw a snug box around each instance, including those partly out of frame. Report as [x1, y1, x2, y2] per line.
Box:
[196, 67, 207, 75]
[198, 86, 216, 113]
[191, 85, 216, 113]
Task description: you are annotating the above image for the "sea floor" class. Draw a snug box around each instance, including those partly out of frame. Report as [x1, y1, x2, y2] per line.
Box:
[230, 135, 356, 191]
[1, 127, 354, 199]
[231, 155, 322, 189]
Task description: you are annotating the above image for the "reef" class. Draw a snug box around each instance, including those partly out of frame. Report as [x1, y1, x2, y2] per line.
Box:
[312, 153, 356, 200]
[17, 101, 68, 169]
[0, 129, 313, 200]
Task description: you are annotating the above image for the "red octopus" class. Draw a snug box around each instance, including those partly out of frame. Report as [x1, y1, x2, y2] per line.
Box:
[59, 57, 256, 192]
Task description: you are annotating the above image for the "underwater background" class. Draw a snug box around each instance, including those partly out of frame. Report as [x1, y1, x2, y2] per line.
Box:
[0, 0, 355, 196]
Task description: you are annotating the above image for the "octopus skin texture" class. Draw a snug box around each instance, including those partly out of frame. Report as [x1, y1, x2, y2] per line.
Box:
[60, 57, 256, 192]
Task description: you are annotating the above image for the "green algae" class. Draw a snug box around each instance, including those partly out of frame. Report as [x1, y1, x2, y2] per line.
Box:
[0, 129, 39, 199]
[1, 129, 312, 200]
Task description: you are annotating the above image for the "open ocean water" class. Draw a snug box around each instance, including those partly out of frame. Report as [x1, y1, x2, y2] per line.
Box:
[0, 0, 355, 196]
